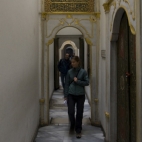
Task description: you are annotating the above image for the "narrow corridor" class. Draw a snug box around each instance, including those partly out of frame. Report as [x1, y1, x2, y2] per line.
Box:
[34, 89, 105, 142]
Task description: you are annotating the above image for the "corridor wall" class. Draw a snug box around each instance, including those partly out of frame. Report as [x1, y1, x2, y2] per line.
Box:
[98, 0, 140, 141]
[0, 0, 40, 142]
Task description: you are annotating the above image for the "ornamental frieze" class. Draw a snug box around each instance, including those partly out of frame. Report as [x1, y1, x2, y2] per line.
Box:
[44, 0, 94, 13]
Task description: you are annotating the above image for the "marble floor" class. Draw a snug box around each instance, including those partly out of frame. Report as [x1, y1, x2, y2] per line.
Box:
[34, 88, 105, 142]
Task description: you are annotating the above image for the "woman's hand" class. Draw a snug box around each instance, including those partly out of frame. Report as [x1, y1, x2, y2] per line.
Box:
[74, 77, 78, 82]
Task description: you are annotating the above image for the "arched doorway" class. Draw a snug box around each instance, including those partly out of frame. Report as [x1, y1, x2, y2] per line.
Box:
[117, 12, 136, 142]
[65, 45, 74, 58]
[110, 9, 136, 142]
[53, 27, 86, 90]
[54, 39, 79, 90]
[43, 24, 94, 125]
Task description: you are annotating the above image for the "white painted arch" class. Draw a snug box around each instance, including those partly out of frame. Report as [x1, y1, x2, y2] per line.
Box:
[59, 40, 78, 60]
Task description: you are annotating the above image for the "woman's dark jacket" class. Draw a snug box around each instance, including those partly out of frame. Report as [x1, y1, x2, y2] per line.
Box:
[58, 58, 71, 74]
[64, 67, 89, 98]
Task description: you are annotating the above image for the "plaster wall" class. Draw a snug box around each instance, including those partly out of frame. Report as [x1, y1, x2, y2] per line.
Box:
[98, 0, 138, 141]
[0, 0, 40, 141]
[57, 27, 82, 35]
[99, 0, 107, 133]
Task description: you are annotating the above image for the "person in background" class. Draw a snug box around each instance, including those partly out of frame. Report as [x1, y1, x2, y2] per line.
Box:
[58, 53, 71, 88]
[64, 56, 89, 139]
[70, 53, 75, 60]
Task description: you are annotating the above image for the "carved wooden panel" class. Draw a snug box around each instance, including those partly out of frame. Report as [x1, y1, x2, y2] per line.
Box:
[129, 26, 136, 142]
[117, 12, 136, 142]
[117, 12, 129, 142]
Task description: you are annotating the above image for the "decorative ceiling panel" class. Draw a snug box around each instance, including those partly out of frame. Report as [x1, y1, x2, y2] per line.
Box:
[44, 0, 94, 13]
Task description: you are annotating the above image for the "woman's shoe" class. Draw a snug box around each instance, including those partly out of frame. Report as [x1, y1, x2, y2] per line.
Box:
[76, 133, 81, 138]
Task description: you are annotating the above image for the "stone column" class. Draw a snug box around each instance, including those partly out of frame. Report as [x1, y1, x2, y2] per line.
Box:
[90, 44, 95, 125]
[91, 0, 101, 126]
[39, 0, 47, 126]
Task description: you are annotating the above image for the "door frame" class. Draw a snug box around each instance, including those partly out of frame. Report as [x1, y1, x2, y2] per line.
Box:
[110, 8, 136, 142]
[43, 26, 95, 125]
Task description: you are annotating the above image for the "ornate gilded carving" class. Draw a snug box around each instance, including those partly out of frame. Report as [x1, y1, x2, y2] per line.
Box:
[129, 24, 136, 35]
[109, 1, 136, 35]
[39, 99, 45, 104]
[103, 3, 110, 13]
[94, 99, 99, 103]
[105, 112, 110, 118]
[40, 12, 48, 20]
[90, 16, 97, 23]
[47, 38, 54, 46]
[66, 14, 73, 19]
[103, 0, 114, 13]
[123, 0, 135, 20]
[94, 13, 100, 19]
[46, 16, 96, 38]
[44, 0, 94, 13]
[85, 38, 93, 46]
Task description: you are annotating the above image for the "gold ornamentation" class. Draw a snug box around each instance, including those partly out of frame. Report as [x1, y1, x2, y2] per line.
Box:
[76, 18, 95, 38]
[39, 99, 45, 104]
[103, 0, 114, 13]
[90, 16, 97, 23]
[105, 112, 110, 118]
[44, 0, 94, 13]
[40, 12, 48, 20]
[47, 38, 54, 46]
[94, 99, 99, 103]
[110, 4, 136, 35]
[66, 14, 73, 19]
[74, 19, 79, 25]
[123, 0, 135, 20]
[103, 3, 110, 13]
[46, 16, 95, 38]
[85, 38, 93, 46]
[60, 19, 65, 25]
[129, 24, 136, 35]
[94, 13, 100, 19]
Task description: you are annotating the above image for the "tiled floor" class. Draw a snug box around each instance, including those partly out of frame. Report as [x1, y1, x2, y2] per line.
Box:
[34, 88, 105, 142]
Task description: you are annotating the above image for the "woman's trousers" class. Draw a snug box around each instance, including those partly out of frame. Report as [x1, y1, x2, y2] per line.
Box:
[67, 94, 85, 134]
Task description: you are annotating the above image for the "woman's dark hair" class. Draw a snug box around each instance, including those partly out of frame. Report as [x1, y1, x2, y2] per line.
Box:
[72, 56, 81, 66]
[71, 56, 80, 62]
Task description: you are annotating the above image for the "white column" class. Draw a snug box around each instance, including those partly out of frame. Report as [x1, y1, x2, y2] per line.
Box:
[39, 0, 47, 125]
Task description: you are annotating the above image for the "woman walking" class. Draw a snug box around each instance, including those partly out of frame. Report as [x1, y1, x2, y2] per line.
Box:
[64, 56, 89, 138]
